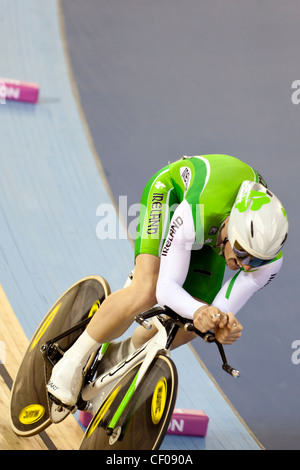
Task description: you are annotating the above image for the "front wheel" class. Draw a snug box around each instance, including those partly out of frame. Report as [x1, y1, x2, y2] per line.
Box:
[80, 354, 178, 450]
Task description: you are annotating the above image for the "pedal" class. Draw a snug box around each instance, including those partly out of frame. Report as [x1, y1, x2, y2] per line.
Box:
[48, 393, 74, 423]
[44, 361, 71, 423]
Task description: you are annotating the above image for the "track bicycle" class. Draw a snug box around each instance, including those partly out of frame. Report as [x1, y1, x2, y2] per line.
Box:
[9, 274, 239, 450]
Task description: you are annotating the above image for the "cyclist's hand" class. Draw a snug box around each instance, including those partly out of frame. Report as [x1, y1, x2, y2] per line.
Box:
[214, 312, 243, 345]
[193, 305, 228, 333]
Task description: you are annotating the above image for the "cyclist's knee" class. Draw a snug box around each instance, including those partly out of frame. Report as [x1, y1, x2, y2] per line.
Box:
[141, 285, 157, 309]
[129, 254, 160, 310]
[129, 281, 157, 311]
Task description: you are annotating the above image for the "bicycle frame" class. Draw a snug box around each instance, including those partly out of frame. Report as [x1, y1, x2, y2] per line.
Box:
[42, 304, 239, 433]
[82, 313, 173, 415]
[10, 273, 240, 448]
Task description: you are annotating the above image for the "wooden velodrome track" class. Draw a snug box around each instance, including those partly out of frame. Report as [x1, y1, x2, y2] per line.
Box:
[0, 285, 84, 450]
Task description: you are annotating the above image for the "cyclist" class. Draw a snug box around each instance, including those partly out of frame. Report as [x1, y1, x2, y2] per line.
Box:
[47, 154, 288, 406]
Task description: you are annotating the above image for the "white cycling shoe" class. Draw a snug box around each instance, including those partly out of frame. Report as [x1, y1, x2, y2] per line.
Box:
[46, 351, 85, 407]
[46, 335, 136, 407]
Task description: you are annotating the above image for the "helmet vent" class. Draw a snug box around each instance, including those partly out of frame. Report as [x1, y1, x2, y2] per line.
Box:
[266, 189, 273, 197]
[250, 220, 254, 238]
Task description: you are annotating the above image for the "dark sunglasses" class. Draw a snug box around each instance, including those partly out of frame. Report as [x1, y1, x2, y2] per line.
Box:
[232, 242, 270, 268]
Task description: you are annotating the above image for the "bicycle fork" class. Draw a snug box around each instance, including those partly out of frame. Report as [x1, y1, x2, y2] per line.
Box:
[86, 316, 171, 439]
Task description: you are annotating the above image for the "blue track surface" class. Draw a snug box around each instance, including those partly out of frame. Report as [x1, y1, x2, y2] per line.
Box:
[0, 0, 298, 450]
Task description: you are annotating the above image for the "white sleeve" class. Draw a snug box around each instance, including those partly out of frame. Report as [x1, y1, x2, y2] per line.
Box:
[156, 199, 207, 319]
[212, 257, 283, 315]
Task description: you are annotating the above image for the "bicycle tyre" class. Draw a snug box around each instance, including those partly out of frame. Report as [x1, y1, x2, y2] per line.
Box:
[9, 275, 110, 437]
[79, 353, 178, 450]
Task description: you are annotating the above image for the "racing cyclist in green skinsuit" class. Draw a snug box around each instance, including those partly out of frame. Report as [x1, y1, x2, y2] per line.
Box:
[47, 154, 288, 407]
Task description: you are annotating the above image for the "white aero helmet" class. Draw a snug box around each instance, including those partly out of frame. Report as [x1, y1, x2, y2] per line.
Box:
[228, 180, 288, 263]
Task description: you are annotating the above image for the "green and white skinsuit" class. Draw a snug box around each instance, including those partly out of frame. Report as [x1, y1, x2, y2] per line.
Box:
[135, 155, 283, 319]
